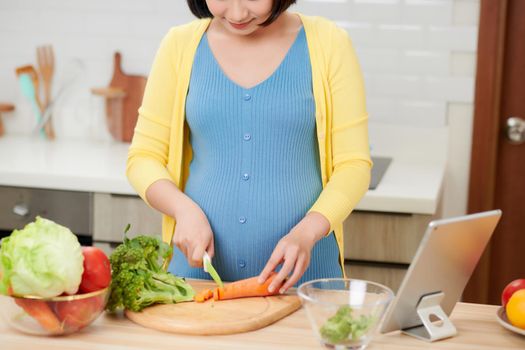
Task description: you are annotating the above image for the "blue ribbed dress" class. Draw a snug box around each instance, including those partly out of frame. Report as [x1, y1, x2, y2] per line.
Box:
[168, 27, 343, 286]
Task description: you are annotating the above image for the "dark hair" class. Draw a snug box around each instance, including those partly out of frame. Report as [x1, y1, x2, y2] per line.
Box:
[186, 0, 297, 26]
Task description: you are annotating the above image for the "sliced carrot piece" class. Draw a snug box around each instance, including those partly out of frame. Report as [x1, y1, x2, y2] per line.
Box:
[194, 288, 214, 303]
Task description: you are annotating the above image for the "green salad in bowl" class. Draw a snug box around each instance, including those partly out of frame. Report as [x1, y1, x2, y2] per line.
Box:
[298, 278, 393, 350]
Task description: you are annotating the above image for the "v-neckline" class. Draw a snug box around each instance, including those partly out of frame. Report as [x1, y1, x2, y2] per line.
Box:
[203, 27, 304, 91]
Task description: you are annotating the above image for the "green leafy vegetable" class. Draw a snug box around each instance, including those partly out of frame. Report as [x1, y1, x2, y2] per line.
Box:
[320, 305, 376, 344]
[0, 216, 84, 298]
[106, 229, 195, 312]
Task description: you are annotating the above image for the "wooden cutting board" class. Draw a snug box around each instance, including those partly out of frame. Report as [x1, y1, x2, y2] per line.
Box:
[125, 279, 302, 335]
[107, 52, 147, 142]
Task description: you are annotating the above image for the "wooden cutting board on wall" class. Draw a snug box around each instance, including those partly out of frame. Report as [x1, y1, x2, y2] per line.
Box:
[125, 279, 302, 335]
[107, 52, 146, 142]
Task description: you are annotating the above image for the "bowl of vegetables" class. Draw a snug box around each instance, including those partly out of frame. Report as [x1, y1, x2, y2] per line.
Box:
[0, 217, 112, 336]
[298, 278, 394, 350]
[0, 287, 110, 335]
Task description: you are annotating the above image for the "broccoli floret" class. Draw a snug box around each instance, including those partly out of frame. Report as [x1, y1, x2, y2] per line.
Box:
[106, 230, 195, 312]
[320, 306, 354, 343]
[319, 305, 376, 344]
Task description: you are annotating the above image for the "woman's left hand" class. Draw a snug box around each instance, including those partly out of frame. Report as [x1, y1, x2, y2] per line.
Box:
[258, 212, 330, 294]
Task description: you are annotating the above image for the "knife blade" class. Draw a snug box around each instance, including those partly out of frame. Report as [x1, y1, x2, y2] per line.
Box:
[203, 252, 224, 289]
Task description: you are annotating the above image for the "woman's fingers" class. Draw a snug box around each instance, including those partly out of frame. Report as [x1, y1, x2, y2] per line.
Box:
[280, 254, 308, 293]
[174, 227, 213, 268]
[258, 246, 284, 284]
[190, 244, 206, 268]
[268, 253, 297, 293]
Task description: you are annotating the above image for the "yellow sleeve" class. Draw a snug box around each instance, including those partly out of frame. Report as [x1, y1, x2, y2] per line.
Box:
[126, 29, 177, 205]
[308, 27, 372, 231]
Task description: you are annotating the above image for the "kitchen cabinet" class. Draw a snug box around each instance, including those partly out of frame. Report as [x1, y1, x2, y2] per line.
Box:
[0, 185, 436, 293]
[0, 185, 93, 245]
[343, 210, 439, 292]
[91, 195, 437, 292]
[344, 262, 408, 292]
[0, 185, 160, 256]
[92, 193, 161, 255]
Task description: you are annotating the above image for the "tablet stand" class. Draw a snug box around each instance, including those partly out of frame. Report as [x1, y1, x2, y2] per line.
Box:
[402, 291, 457, 342]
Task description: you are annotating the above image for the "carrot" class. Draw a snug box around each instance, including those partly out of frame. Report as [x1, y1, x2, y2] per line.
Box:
[194, 288, 214, 303]
[215, 272, 281, 301]
[195, 272, 284, 303]
[14, 298, 63, 334]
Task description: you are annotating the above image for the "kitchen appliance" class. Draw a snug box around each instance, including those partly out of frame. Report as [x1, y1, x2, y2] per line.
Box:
[0, 186, 93, 245]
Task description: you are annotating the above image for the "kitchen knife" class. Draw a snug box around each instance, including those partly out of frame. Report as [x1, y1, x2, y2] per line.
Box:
[203, 252, 224, 289]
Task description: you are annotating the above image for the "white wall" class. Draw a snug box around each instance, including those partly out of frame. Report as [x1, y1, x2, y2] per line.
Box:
[0, 0, 480, 217]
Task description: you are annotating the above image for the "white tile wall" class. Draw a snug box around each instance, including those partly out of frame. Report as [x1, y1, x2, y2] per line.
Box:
[453, 0, 480, 25]
[0, 0, 479, 217]
[450, 52, 477, 76]
[296, 0, 479, 126]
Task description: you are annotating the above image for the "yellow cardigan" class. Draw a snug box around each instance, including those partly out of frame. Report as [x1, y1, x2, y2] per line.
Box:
[127, 13, 372, 271]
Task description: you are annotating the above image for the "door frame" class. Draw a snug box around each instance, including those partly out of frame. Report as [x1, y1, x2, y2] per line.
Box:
[463, 0, 508, 304]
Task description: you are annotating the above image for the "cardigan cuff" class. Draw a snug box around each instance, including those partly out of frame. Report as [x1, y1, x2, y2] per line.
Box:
[308, 188, 355, 235]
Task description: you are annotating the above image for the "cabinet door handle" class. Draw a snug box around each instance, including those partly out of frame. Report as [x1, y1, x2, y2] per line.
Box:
[13, 203, 29, 217]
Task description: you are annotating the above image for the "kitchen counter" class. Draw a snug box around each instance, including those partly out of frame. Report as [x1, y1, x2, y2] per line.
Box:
[0, 135, 133, 195]
[0, 302, 523, 349]
[0, 123, 447, 214]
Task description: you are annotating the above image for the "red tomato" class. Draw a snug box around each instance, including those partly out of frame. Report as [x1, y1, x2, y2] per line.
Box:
[78, 246, 112, 293]
[501, 278, 525, 307]
[55, 298, 99, 330]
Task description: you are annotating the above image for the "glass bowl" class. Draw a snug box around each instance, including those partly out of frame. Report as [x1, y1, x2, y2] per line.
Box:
[0, 287, 110, 336]
[298, 278, 394, 350]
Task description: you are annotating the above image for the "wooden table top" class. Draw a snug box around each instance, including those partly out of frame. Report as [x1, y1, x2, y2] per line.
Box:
[1, 302, 524, 349]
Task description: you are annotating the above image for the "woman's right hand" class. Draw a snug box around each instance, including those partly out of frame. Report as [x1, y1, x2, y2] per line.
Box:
[145, 179, 214, 268]
[172, 196, 214, 268]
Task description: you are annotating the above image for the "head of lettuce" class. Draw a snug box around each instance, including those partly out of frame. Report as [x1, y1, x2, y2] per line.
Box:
[0, 216, 84, 298]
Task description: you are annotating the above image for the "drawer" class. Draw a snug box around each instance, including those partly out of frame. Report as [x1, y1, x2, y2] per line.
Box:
[93, 193, 162, 243]
[343, 211, 433, 264]
[0, 185, 92, 235]
[344, 262, 408, 292]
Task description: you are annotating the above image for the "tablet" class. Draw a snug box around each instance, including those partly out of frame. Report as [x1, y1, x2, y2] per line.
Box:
[379, 210, 502, 341]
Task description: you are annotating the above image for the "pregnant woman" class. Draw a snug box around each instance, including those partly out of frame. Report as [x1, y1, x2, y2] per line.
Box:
[126, 0, 371, 294]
